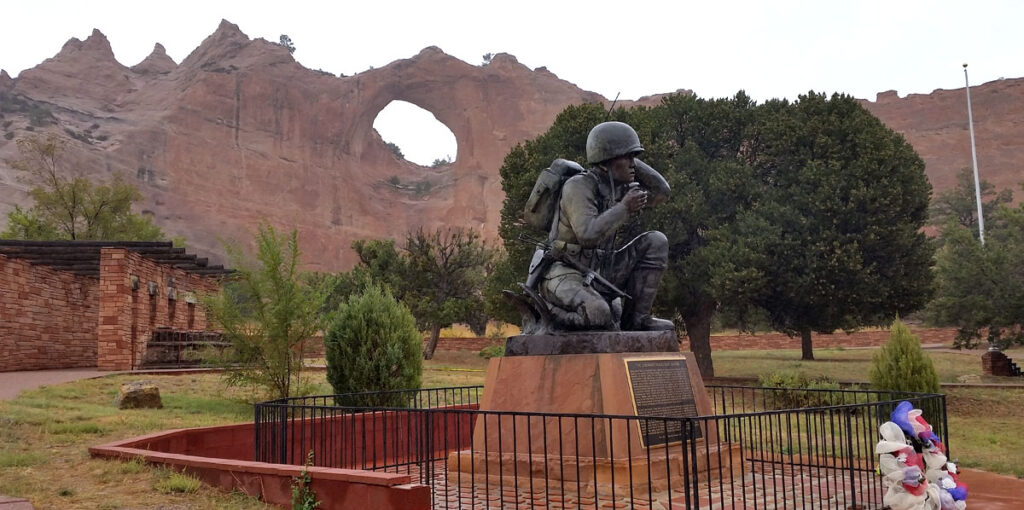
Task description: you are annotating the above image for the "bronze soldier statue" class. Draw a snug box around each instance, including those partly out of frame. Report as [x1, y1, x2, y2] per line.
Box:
[518, 121, 674, 333]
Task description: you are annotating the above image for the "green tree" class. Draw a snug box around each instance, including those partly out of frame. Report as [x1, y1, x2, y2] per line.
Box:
[324, 284, 422, 407]
[404, 227, 495, 360]
[318, 238, 407, 314]
[645, 93, 764, 376]
[430, 156, 453, 167]
[1, 135, 164, 241]
[928, 205, 1024, 349]
[492, 93, 934, 375]
[385, 141, 404, 159]
[203, 225, 324, 400]
[869, 318, 940, 393]
[929, 167, 1012, 231]
[735, 93, 934, 360]
[326, 228, 494, 360]
[492, 97, 772, 377]
[279, 34, 296, 54]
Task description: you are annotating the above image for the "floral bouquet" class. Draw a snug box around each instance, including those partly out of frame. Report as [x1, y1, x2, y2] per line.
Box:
[875, 401, 967, 510]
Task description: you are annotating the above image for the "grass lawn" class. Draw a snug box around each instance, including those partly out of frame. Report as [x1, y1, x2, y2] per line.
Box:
[711, 346, 1006, 383]
[711, 346, 1024, 478]
[0, 374, 273, 509]
[0, 347, 1020, 508]
[944, 387, 1024, 478]
[0, 355, 487, 509]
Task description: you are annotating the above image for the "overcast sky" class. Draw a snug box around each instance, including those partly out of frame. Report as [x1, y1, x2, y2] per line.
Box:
[2, 0, 1021, 165]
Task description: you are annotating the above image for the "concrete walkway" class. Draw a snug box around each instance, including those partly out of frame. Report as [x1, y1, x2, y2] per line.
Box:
[958, 468, 1022, 509]
[0, 367, 114, 401]
[0, 495, 33, 510]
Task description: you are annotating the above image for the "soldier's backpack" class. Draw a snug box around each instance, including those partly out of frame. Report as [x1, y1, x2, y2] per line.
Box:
[522, 158, 585, 232]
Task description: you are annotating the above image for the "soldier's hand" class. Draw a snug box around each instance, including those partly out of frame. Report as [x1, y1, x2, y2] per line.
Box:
[623, 187, 648, 213]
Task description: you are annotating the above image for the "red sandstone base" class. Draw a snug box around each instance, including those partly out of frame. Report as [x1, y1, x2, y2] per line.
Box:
[446, 441, 740, 496]
[448, 351, 737, 494]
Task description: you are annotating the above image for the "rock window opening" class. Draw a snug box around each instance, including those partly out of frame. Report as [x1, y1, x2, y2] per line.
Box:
[373, 100, 457, 167]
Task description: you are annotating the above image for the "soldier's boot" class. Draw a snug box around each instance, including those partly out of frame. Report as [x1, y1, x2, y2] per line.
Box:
[622, 268, 675, 331]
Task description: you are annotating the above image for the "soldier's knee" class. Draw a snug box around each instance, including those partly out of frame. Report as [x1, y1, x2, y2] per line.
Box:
[647, 231, 668, 251]
[642, 231, 669, 264]
[581, 300, 613, 328]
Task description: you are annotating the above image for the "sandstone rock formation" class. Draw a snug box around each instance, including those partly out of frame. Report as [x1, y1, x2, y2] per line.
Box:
[1, 20, 1021, 271]
[0, 21, 657, 270]
[861, 82, 1024, 195]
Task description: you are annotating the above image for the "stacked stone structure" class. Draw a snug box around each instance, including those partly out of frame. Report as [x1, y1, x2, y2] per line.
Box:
[0, 255, 99, 370]
[0, 241, 228, 371]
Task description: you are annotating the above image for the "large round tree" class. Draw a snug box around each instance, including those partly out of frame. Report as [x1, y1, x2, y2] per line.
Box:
[491, 92, 934, 375]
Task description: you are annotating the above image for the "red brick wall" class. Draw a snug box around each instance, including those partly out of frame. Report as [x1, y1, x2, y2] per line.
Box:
[432, 337, 505, 352]
[0, 253, 99, 371]
[97, 248, 221, 370]
[704, 328, 957, 351]
[432, 329, 958, 353]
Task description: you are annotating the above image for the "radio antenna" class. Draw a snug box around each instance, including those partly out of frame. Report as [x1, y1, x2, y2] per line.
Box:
[605, 92, 620, 120]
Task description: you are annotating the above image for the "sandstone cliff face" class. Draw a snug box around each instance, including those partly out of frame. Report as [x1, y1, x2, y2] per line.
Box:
[0, 21, 622, 269]
[862, 82, 1024, 196]
[1, 20, 1021, 270]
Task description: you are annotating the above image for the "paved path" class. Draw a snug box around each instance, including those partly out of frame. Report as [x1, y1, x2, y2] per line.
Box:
[958, 468, 1022, 510]
[0, 367, 115, 401]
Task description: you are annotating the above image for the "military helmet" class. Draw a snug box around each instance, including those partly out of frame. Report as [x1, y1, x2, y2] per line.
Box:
[585, 121, 644, 164]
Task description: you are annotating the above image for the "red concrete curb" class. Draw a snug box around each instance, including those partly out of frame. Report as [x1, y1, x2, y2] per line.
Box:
[89, 419, 431, 509]
[0, 495, 33, 510]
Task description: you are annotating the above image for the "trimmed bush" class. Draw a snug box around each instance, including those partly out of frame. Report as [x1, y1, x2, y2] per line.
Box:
[758, 370, 851, 409]
[478, 343, 505, 359]
[324, 284, 422, 407]
[869, 318, 940, 393]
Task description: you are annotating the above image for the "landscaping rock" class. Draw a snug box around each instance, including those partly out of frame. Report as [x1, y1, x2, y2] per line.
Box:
[115, 381, 163, 409]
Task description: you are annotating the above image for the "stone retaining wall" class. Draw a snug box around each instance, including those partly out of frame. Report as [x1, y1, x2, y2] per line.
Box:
[0, 254, 99, 371]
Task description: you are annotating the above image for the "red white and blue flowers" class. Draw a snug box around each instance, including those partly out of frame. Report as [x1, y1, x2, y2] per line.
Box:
[876, 401, 968, 510]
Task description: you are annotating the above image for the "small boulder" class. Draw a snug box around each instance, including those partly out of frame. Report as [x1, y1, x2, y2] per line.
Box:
[115, 381, 163, 409]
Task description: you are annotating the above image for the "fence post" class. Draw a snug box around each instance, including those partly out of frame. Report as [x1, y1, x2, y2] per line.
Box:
[844, 408, 858, 509]
[279, 405, 288, 465]
[689, 419, 700, 509]
[940, 394, 950, 459]
[254, 403, 261, 462]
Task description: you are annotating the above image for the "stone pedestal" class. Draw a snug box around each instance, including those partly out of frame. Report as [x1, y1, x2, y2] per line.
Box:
[448, 336, 739, 494]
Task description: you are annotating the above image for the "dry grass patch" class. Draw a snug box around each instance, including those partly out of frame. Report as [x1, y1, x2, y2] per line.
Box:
[0, 362, 483, 508]
[0, 373, 274, 509]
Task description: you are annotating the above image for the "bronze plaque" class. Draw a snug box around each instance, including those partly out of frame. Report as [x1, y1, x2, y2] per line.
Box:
[625, 357, 701, 447]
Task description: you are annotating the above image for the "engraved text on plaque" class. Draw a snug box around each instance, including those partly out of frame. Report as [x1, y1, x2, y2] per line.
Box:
[625, 358, 702, 447]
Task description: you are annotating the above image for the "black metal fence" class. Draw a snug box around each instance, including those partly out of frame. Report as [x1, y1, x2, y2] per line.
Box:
[254, 385, 947, 509]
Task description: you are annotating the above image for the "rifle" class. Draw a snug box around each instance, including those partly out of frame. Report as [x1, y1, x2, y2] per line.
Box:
[519, 235, 630, 300]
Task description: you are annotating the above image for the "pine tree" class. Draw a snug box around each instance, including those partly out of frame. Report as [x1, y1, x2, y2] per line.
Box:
[869, 318, 940, 393]
[324, 284, 422, 407]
